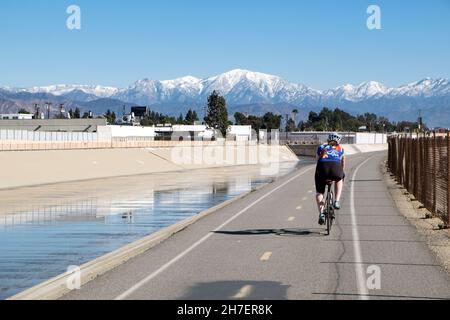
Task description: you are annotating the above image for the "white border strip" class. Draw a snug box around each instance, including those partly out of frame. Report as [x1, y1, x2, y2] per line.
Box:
[350, 156, 374, 300]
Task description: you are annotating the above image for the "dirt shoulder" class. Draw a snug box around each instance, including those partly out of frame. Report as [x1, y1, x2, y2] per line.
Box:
[382, 160, 450, 273]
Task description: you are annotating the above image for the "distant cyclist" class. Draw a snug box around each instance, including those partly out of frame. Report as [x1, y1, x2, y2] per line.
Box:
[315, 133, 346, 225]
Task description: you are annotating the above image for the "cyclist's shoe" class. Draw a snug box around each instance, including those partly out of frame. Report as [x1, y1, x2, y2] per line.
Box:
[334, 201, 341, 210]
[318, 213, 326, 225]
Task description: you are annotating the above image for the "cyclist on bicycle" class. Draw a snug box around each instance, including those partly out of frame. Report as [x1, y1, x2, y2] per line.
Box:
[315, 133, 346, 225]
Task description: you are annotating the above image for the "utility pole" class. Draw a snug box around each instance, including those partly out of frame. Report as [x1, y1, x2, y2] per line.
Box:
[34, 104, 40, 119]
[45, 102, 52, 119]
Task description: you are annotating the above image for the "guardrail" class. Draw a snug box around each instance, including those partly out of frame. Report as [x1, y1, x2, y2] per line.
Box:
[388, 132, 450, 227]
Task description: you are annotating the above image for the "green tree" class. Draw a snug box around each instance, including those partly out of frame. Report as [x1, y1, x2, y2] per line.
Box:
[306, 108, 370, 132]
[262, 112, 282, 130]
[176, 113, 185, 124]
[396, 121, 419, 133]
[234, 112, 264, 133]
[73, 107, 81, 119]
[358, 113, 378, 132]
[104, 109, 116, 124]
[286, 118, 296, 132]
[317, 107, 334, 131]
[234, 112, 248, 125]
[18, 108, 30, 114]
[204, 91, 228, 136]
[192, 110, 199, 123]
[185, 109, 199, 124]
[298, 121, 307, 131]
[140, 115, 154, 126]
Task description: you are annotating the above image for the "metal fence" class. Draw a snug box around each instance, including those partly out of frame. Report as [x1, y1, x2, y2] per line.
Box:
[0, 129, 101, 142]
[280, 132, 387, 145]
[0, 127, 266, 151]
[388, 133, 450, 226]
[280, 132, 356, 145]
[0, 139, 250, 151]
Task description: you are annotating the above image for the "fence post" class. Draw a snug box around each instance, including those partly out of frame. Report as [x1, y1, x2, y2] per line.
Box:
[433, 131, 437, 214]
[405, 136, 410, 191]
[423, 133, 428, 208]
[397, 136, 401, 182]
[401, 135, 405, 185]
[414, 136, 418, 197]
[447, 131, 450, 227]
[397, 135, 401, 182]
[419, 134, 424, 203]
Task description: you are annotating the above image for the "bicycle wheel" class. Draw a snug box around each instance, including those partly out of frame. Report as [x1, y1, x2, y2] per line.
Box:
[329, 192, 335, 228]
[326, 192, 332, 235]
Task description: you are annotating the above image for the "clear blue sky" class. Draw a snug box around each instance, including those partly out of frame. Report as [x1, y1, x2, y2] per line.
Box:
[1, 0, 449, 89]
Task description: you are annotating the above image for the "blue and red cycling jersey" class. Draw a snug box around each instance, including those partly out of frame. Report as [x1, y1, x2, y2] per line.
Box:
[317, 144, 345, 163]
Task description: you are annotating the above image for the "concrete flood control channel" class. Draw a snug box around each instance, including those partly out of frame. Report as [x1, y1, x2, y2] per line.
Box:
[0, 160, 311, 300]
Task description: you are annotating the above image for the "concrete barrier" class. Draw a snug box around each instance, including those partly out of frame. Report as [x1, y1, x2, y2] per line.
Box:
[286, 144, 318, 157]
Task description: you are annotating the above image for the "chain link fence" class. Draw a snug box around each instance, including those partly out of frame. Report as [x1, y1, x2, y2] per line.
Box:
[280, 132, 387, 145]
[388, 133, 450, 227]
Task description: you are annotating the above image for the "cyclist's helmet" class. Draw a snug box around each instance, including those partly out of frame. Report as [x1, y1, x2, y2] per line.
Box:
[328, 132, 342, 144]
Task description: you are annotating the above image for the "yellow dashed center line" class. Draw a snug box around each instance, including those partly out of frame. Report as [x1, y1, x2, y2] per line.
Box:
[232, 285, 253, 299]
[296, 205, 303, 210]
[288, 217, 295, 222]
[260, 252, 272, 261]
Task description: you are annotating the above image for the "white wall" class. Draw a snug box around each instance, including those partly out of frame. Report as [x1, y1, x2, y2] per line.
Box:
[98, 125, 156, 138]
[228, 125, 252, 140]
[0, 129, 99, 141]
[172, 125, 206, 132]
[355, 132, 387, 144]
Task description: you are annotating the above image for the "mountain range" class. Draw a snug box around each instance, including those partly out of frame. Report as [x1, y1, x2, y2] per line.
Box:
[1, 69, 449, 127]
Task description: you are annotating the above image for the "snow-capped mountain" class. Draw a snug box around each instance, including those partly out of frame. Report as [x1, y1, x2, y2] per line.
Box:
[389, 78, 450, 98]
[1, 69, 449, 126]
[5, 69, 448, 105]
[198, 69, 321, 105]
[324, 81, 389, 101]
[19, 84, 119, 99]
[108, 69, 323, 105]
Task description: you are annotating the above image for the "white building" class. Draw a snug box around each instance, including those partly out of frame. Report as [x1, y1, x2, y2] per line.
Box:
[97, 125, 156, 140]
[0, 114, 34, 120]
[227, 125, 252, 141]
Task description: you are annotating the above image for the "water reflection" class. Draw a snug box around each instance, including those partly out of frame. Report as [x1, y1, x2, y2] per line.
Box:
[0, 161, 303, 299]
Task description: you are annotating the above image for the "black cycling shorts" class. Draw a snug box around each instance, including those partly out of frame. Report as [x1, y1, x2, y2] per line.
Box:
[315, 161, 345, 194]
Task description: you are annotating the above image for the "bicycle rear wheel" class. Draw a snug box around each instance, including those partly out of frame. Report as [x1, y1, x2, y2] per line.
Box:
[326, 192, 333, 235]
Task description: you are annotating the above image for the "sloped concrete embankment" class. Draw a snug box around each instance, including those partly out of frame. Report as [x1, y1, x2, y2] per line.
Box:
[0, 144, 298, 190]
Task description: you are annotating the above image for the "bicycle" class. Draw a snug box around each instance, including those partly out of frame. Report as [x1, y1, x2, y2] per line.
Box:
[324, 180, 336, 236]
